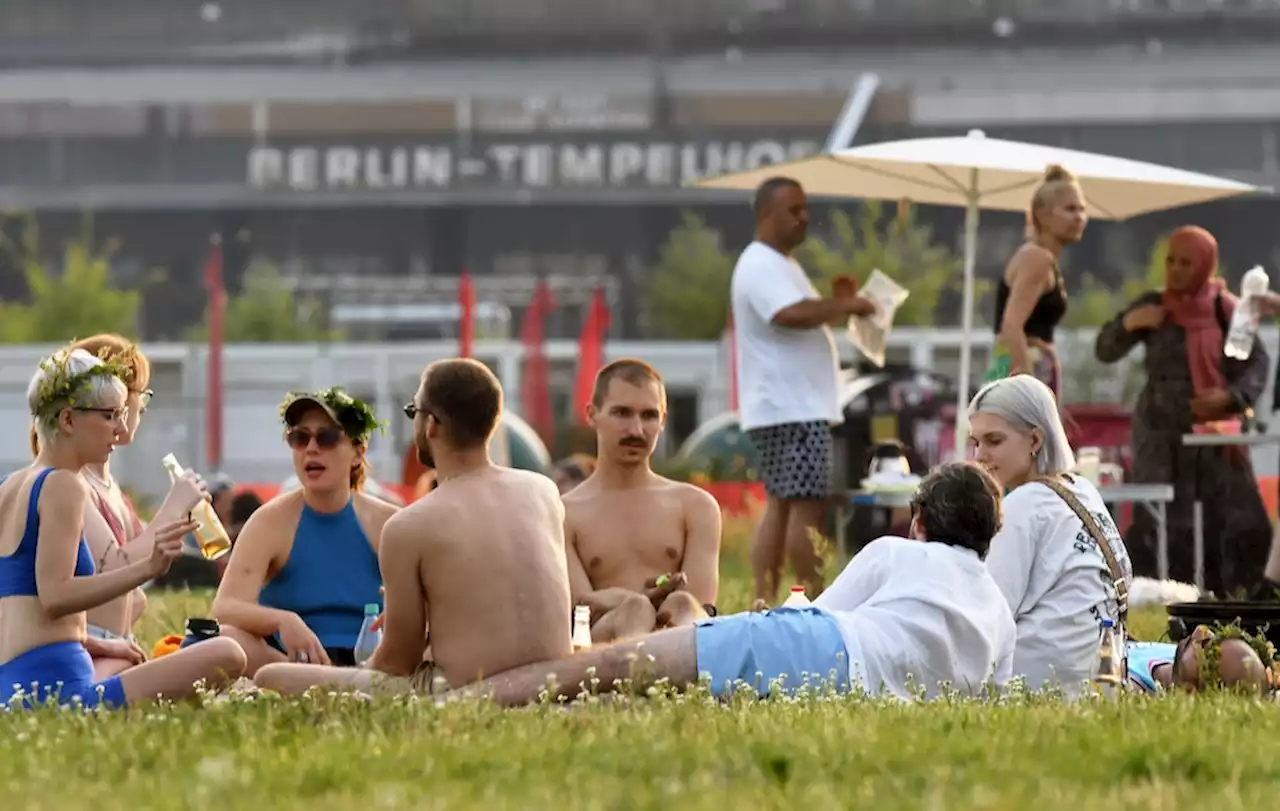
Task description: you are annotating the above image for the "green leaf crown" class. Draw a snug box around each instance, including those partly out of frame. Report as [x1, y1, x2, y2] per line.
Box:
[1195, 622, 1277, 691]
[278, 386, 386, 443]
[31, 344, 136, 425]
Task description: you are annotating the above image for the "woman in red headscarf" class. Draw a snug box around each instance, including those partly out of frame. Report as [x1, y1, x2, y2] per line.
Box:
[1095, 226, 1272, 595]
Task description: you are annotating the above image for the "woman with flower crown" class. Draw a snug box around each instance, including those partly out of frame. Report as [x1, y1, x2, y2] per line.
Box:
[213, 387, 399, 676]
[32, 334, 211, 680]
[0, 347, 247, 709]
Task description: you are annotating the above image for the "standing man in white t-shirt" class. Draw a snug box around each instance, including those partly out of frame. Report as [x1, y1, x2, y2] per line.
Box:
[730, 177, 877, 605]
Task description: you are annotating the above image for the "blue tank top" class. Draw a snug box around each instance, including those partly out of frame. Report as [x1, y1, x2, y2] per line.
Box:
[258, 498, 382, 650]
[0, 468, 96, 598]
[1127, 641, 1177, 694]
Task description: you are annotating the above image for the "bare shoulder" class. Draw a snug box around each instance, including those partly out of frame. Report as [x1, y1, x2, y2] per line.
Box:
[1007, 244, 1055, 284]
[240, 489, 304, 537]
[501, 467, 563, 505]
[40, 468, 87, 500]
[354, 491, 401, 524]
[674, 479, 720, 513]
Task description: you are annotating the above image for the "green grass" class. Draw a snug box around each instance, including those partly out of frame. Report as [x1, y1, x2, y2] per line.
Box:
[3, 518, 1276, 810]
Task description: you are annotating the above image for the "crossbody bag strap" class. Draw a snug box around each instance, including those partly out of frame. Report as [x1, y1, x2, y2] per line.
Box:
[1034, 476, 1129, 625]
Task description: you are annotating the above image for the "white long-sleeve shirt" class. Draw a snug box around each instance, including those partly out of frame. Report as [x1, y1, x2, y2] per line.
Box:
[984, 476, 1133, 696]
[813, 536, 1017, 700]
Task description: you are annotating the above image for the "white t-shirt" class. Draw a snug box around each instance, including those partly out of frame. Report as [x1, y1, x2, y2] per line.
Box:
[729, 241, 842, 431]
[985, 476, 1133, 696]
[813, 536, 1017, 700]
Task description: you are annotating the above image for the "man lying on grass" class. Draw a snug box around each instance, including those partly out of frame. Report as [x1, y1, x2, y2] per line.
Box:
[1127, 625, 1276, 695]
[254, 359, 574, 698]
[446, 461, 1017, 706]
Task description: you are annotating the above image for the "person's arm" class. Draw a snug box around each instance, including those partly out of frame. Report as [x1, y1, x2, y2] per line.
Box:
[1094, 294, 1157, 364]
[812, 537, 893, 612]
[740, 257, 870, 330]
[678, 486, 722, 606]
[91, 473, 209, 569]
[34, 471, 163, 619]
[368, 514, 427, 677]
[997, 256, 1054, 375]
[981, 493, 1042, 618]
[210, 508, 293, 636]
[564, 520, 597, 607]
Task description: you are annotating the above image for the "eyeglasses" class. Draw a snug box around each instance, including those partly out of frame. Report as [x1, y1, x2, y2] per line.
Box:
[77, 406, 129, 424]
[285, 427, 345, 450]
[133, 388, 154, 411]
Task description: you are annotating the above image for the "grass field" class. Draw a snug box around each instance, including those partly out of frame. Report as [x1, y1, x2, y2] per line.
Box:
[4, 514, 1279, 810]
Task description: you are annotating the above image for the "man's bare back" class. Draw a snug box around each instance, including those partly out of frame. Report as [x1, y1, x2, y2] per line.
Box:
[252, 358, 573, 699]
[412, 466, 571, 687]
[566, 473, 721, 642]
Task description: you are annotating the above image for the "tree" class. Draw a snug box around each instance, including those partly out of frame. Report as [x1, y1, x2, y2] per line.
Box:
[797, 201, 967, 327]
[186, 263, 343, 343]
[0, 239, 140, 343]
[644, 211, 736, 340]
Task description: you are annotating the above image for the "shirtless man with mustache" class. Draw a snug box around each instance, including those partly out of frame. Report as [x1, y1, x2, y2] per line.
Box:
[565, 359, 723, 643]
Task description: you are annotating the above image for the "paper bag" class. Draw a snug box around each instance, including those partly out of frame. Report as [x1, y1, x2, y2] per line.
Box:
[846, 269, 910, 368]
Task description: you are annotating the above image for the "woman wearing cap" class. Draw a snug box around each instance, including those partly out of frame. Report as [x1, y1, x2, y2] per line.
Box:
[33, 335, 210, 680]
[212, 388, 399, 676]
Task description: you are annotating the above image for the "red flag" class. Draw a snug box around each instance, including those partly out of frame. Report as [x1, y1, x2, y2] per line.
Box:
[203, 237, 226, 471]
[457, 270, 476, 358]
[519, 280, 556, 443]
[572, 285, 611, 426]
[725, 308, 739, 413]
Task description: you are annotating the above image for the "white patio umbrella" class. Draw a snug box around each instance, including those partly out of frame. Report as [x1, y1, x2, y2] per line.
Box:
[690, 129, 1266, 454]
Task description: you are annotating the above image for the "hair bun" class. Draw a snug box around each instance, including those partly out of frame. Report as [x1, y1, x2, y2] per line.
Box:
[1043, 164, 1075, 183]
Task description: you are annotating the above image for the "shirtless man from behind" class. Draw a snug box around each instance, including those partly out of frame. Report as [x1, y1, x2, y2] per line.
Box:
[566, 359, 722, 644]
[254, 358, 572, 697]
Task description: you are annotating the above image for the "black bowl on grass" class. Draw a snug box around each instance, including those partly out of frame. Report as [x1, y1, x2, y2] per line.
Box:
[1166, 601, 1280, 647]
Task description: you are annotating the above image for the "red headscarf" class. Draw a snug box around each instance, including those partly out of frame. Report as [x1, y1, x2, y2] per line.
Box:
[1162, 225, 1239, 432]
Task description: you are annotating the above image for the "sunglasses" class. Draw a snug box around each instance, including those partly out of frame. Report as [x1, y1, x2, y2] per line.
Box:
[286, 427, 345, 450]
[404, 403, 435, 421]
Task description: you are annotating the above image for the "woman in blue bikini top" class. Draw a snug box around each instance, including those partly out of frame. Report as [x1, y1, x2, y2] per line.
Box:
[0, 347, 246, 710]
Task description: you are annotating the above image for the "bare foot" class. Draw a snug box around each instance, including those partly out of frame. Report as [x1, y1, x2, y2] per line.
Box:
[752, 598, 768, 613]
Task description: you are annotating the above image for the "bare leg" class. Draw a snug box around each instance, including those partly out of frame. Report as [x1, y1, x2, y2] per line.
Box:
[453, 626, 699, 708]
[785, 498, 827, 597]
[655, 591, 707, 629]
[254, 663, 415, 697]
[220, 625, 287, 677]
[591, 593, 657, 643]
[116, 637, 247, 703]
[751, 497, 789, 605]
[93, 657, 134, 681]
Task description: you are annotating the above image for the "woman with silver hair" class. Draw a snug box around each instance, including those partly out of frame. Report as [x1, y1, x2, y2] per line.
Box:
[0, 348, 247, 709]
[967, 374, 1133, 696]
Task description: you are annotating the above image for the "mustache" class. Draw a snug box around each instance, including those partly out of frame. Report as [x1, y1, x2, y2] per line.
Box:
[619, 437, 648, 447]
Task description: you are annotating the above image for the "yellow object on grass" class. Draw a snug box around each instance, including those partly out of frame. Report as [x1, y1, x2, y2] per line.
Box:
[152, 634, 184, 659]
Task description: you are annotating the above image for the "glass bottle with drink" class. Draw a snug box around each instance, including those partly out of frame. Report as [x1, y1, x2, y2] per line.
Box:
[572, 605, 593, 652]
[161, 453, 232, 561]
[1090, 618, 1124, 699]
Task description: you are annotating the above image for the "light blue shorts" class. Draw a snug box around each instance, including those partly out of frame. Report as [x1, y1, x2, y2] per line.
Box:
[694, 606, 852, 698]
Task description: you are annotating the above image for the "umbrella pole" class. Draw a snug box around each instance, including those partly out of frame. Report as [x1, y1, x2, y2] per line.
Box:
[954, 175, 980, 458]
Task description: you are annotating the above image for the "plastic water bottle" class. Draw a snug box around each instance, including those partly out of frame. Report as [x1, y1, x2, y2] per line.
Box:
[1090, 618, 1124, 699]
[571, 605, 593, 652]
[1225, 265, 1270, 360]
[353, 603, 382, 666]
[782, 586, 811, 608]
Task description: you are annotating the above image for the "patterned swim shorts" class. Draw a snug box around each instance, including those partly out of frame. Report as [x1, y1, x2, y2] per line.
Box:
[746, 420, 834, 501]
